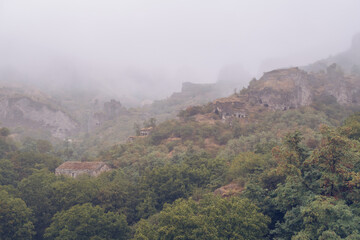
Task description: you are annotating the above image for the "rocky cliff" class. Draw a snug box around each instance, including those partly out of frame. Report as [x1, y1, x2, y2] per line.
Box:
[211, 65, 360, 121]
[247, 67, 313, 110]
[0, 86, 78, 139]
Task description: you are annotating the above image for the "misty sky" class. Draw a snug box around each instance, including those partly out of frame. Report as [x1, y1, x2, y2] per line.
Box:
[0, 0, 360, 100]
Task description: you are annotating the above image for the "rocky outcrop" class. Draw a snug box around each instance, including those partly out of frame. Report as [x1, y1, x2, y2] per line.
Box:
[0, 95, 78, 139]
[212, 66, 360, 121]
[248, 67, 313, 110]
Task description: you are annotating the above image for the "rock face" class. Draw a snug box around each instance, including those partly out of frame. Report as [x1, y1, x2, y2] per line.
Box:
[0, 95, 78, 139]
[248, 67, 313, 110]
[212, 66, 360, 121]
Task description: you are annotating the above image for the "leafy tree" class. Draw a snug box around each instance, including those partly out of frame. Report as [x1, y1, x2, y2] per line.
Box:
[340, 113, 360, 141]
[140, 163, 195, 210]
[305, 126, 360, 197]
[0, 127, 10, 137]
[272, 131, 309, 178]
[48, 175, 99, 212]
[0, 190, 35, 240]
[93, 170, 139, 224]
[137, 151, 225, 216]
[134, 195, 270, 240]
[0, 136, 16, 159]
[44, 203, 130, 240]
[272, 176, 313, 213]
[0, 159, 17, 186]
[134, 123, 141, 136]
[143, 118, 157, 128]
[18, 169, 58, 239]
[290, 196, 360, 239]
[227, 152, 270, 183]
[11, 152, 62, 180]
[36, 140, 53, 154]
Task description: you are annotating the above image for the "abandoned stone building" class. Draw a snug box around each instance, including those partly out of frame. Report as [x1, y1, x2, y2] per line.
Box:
[140, 127, 153, 136]
[55, 161, 111, 178]
[213, 97, 248, 120]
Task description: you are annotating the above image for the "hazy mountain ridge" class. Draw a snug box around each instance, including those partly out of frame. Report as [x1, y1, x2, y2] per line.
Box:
[303, 32, 360, 74]
[0, 35, 359, 149]
[178, 64, 360, 126]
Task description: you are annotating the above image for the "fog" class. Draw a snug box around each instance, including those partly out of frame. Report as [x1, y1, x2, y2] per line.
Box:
[0, 0, 359, 103]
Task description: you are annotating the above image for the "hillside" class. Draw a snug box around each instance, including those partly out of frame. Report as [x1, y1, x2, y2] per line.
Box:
[101, 65, 360, 171]
[83, 63, 360, 239]
[0, 82, 79, 140]
[3, 63, 360, 239]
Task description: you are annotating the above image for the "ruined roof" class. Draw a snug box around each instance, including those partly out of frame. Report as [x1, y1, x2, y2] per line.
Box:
[140, 127, 153, 131]
[56, 161, 108, 171]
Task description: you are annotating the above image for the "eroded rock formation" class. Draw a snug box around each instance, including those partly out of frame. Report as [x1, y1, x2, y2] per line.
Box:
[212, 65, 360, 121]
[0, 95, 78, 138]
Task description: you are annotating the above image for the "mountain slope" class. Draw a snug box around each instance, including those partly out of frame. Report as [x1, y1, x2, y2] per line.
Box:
[0, 83, 79, 139]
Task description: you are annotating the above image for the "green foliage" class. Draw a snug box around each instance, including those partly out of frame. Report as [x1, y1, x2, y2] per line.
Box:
[36, 140, 53, 154]
[177, 103, 215, 119]
[149, 119, 231, 146]
[48, 175, 99, 212]
[305, 126, 360, 197]
[0, 127, 10, 137]
[340, 113, 360, 141]
[0, 159, 17, 186]
[272, 131, 309, 178]
[134, 195, 270, 240]
[138, 154, 222, 214]
[227, 152, 271, 183]
[0, 136, 17, 159]
[134, 123, 141, 136]
[18, 169, 58, 238]
[21, 137, 53, 154]
[44, 203, 130, 240]
[143, 118, 157, 128]
[0, 190, 35, 240]
[272, 176, 312, 212]
[11, 152, 62, 180]
[277, 196, 360, 240]
[93, 170, 139, 224]
[4, 92, 360, 239]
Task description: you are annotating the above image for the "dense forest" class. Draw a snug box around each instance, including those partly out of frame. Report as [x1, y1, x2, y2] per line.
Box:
[2, 95, 360, 239]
